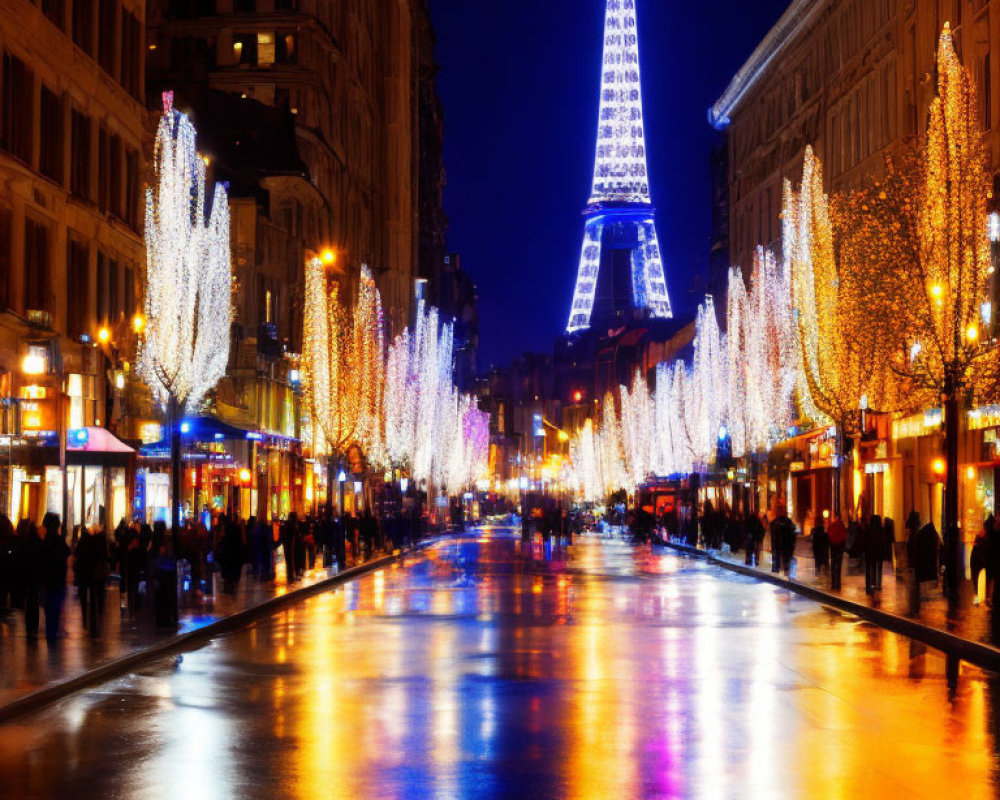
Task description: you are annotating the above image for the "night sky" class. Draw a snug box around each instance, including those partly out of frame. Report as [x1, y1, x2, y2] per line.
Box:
[431, 0, 791, 369]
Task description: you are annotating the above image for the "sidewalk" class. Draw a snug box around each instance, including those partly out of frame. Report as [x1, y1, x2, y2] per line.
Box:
[662, 535, 1000, 672]
[0, 547, 414, 721]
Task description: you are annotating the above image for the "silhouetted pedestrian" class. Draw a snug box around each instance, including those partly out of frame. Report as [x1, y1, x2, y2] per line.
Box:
[16, 519, 42, 639]
[828, 515, 847, 590]
[864, 514, 884, 596]
[812, 515, 829, 576]
[40, 513, 69, 640]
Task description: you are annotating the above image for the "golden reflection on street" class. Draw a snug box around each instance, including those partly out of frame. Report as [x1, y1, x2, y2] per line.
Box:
[0, 533, 998, 799]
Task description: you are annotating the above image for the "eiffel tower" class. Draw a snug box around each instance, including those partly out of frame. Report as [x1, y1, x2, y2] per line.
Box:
[566, 0, 672, 333]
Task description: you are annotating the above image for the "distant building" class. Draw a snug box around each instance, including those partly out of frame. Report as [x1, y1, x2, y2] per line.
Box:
[438, 253, 478, 392]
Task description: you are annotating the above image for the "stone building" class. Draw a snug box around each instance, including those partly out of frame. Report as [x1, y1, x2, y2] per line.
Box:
[146, 0, 433, 333]
[0, 0, 147, 526]
[710, 0, 1000, 275]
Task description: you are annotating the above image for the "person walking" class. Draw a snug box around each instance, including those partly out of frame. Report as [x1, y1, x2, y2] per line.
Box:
[218, 515, 245, 595]
[16, 519, 42, 640]
[0, 514, 16, 615]
[864, 514, 884, 597]
[281, 512, 299, 583]
[828, 514, 847, 590]
[812, 514, 830, 577]
[40, 513, 69, 641]
[770, 505, 794, 575]
[882, 517, 896, 579]
[88, 527, 109, 636]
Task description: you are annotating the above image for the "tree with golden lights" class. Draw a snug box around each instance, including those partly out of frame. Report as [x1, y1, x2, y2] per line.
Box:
[303, 258, 390, 516]
[884, 25, 997, 592]
[785, 147, 909, 516]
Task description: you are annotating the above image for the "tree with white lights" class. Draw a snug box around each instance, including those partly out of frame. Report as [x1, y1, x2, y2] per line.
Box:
[139, 92, 232, 537]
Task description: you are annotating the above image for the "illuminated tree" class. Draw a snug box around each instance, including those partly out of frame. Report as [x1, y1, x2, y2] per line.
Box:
[726, 248, 796, 460]
[887, 25, 996, 591]
[686, 297, 727, 468]
[620, 370, 657, 488]
[785, 147, 904, 514]
[354, 266, 386, 466]
[139, 92, 232, 536]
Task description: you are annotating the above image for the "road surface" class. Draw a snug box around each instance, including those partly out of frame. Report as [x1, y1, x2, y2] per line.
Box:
[1, 529, 997, 799]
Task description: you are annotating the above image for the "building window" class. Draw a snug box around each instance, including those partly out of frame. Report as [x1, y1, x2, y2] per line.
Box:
[1, 54, 34, 165]
[98, 0, 118, 77]
[39, 86, 64, 184]
[277, 33, 296, 63]
[233, 33, 257, 65]
[73, 0, 94, 55]
[0, 207, 10, 310]
[109, 133, 123, 218]
[256, 32, 275, 65]
[109, 257, 120, 322]
[124, 266, 134, 317]
[124, 147, 138, 228]
[70, 110, 91, 199]
[96, 251, 108, 323]
[120, 8, 141, 98]
[97, 126, 109, 212]
[233, 0, 255, 12]
[67, 236, 89, 339]
[24, 218, 51, 313]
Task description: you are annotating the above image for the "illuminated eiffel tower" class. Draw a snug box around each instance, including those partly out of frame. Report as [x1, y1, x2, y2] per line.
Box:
[566, 0, 672, 333]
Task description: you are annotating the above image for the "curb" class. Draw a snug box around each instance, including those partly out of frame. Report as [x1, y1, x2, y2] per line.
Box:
[662, 541, 1000, 674]
[0, 549, 416, 724]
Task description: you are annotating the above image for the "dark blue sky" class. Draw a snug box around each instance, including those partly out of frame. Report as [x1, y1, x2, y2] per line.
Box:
[430, 0, 790, 369]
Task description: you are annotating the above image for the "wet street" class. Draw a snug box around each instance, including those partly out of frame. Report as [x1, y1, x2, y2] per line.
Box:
[1, 529, 999, 799]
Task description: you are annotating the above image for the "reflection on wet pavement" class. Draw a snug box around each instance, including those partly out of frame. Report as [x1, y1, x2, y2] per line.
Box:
[1, 529, 999, 799]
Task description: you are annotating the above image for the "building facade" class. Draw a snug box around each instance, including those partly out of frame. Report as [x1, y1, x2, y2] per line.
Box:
[0, 0, 147, 528]
[711, 0, 1000, 275]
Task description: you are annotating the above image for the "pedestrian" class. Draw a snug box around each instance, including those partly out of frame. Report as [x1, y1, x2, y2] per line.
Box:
[88, 526, 109, 636]
[218, 514, 245, 595]
[281, 512, 299, 582]
[16, 519, 42, 640]
[828, 514, 847, 590]
[908, 521, 940, 612]
[882, 516, 896, 576]
[864, 514, 883, 597]
[812, 514, 830, 576]
[770, 504, 794, 575]
[0, 514, 15, 615]
[40, 513, 69, 641]
[985, 514, 999, 606]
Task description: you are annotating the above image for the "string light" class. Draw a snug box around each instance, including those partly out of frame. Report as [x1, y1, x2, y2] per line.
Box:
[138, 92, 232, 415]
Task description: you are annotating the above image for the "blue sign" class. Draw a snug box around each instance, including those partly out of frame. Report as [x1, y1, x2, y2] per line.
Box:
[68, 428, 89, 448]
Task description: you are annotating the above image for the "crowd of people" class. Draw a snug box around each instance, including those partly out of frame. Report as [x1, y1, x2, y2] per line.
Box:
[0, 504, 430, 641]
[626, 498, 990, 605]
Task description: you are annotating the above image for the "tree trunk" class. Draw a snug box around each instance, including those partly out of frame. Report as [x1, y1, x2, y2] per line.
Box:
[169, 395, 182, 553]
[833, 425, 844, 520]
[944, 390, 961, 597]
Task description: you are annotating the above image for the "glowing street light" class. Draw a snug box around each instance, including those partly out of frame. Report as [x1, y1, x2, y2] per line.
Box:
[21, 353, 45, 375]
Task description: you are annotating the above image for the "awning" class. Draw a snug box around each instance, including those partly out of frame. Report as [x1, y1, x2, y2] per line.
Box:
[67, 427, 135, 468]
[767, 429, 822, 467]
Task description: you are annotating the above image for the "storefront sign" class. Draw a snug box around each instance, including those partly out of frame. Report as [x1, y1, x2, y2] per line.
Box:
[21, 398, 56, 433]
